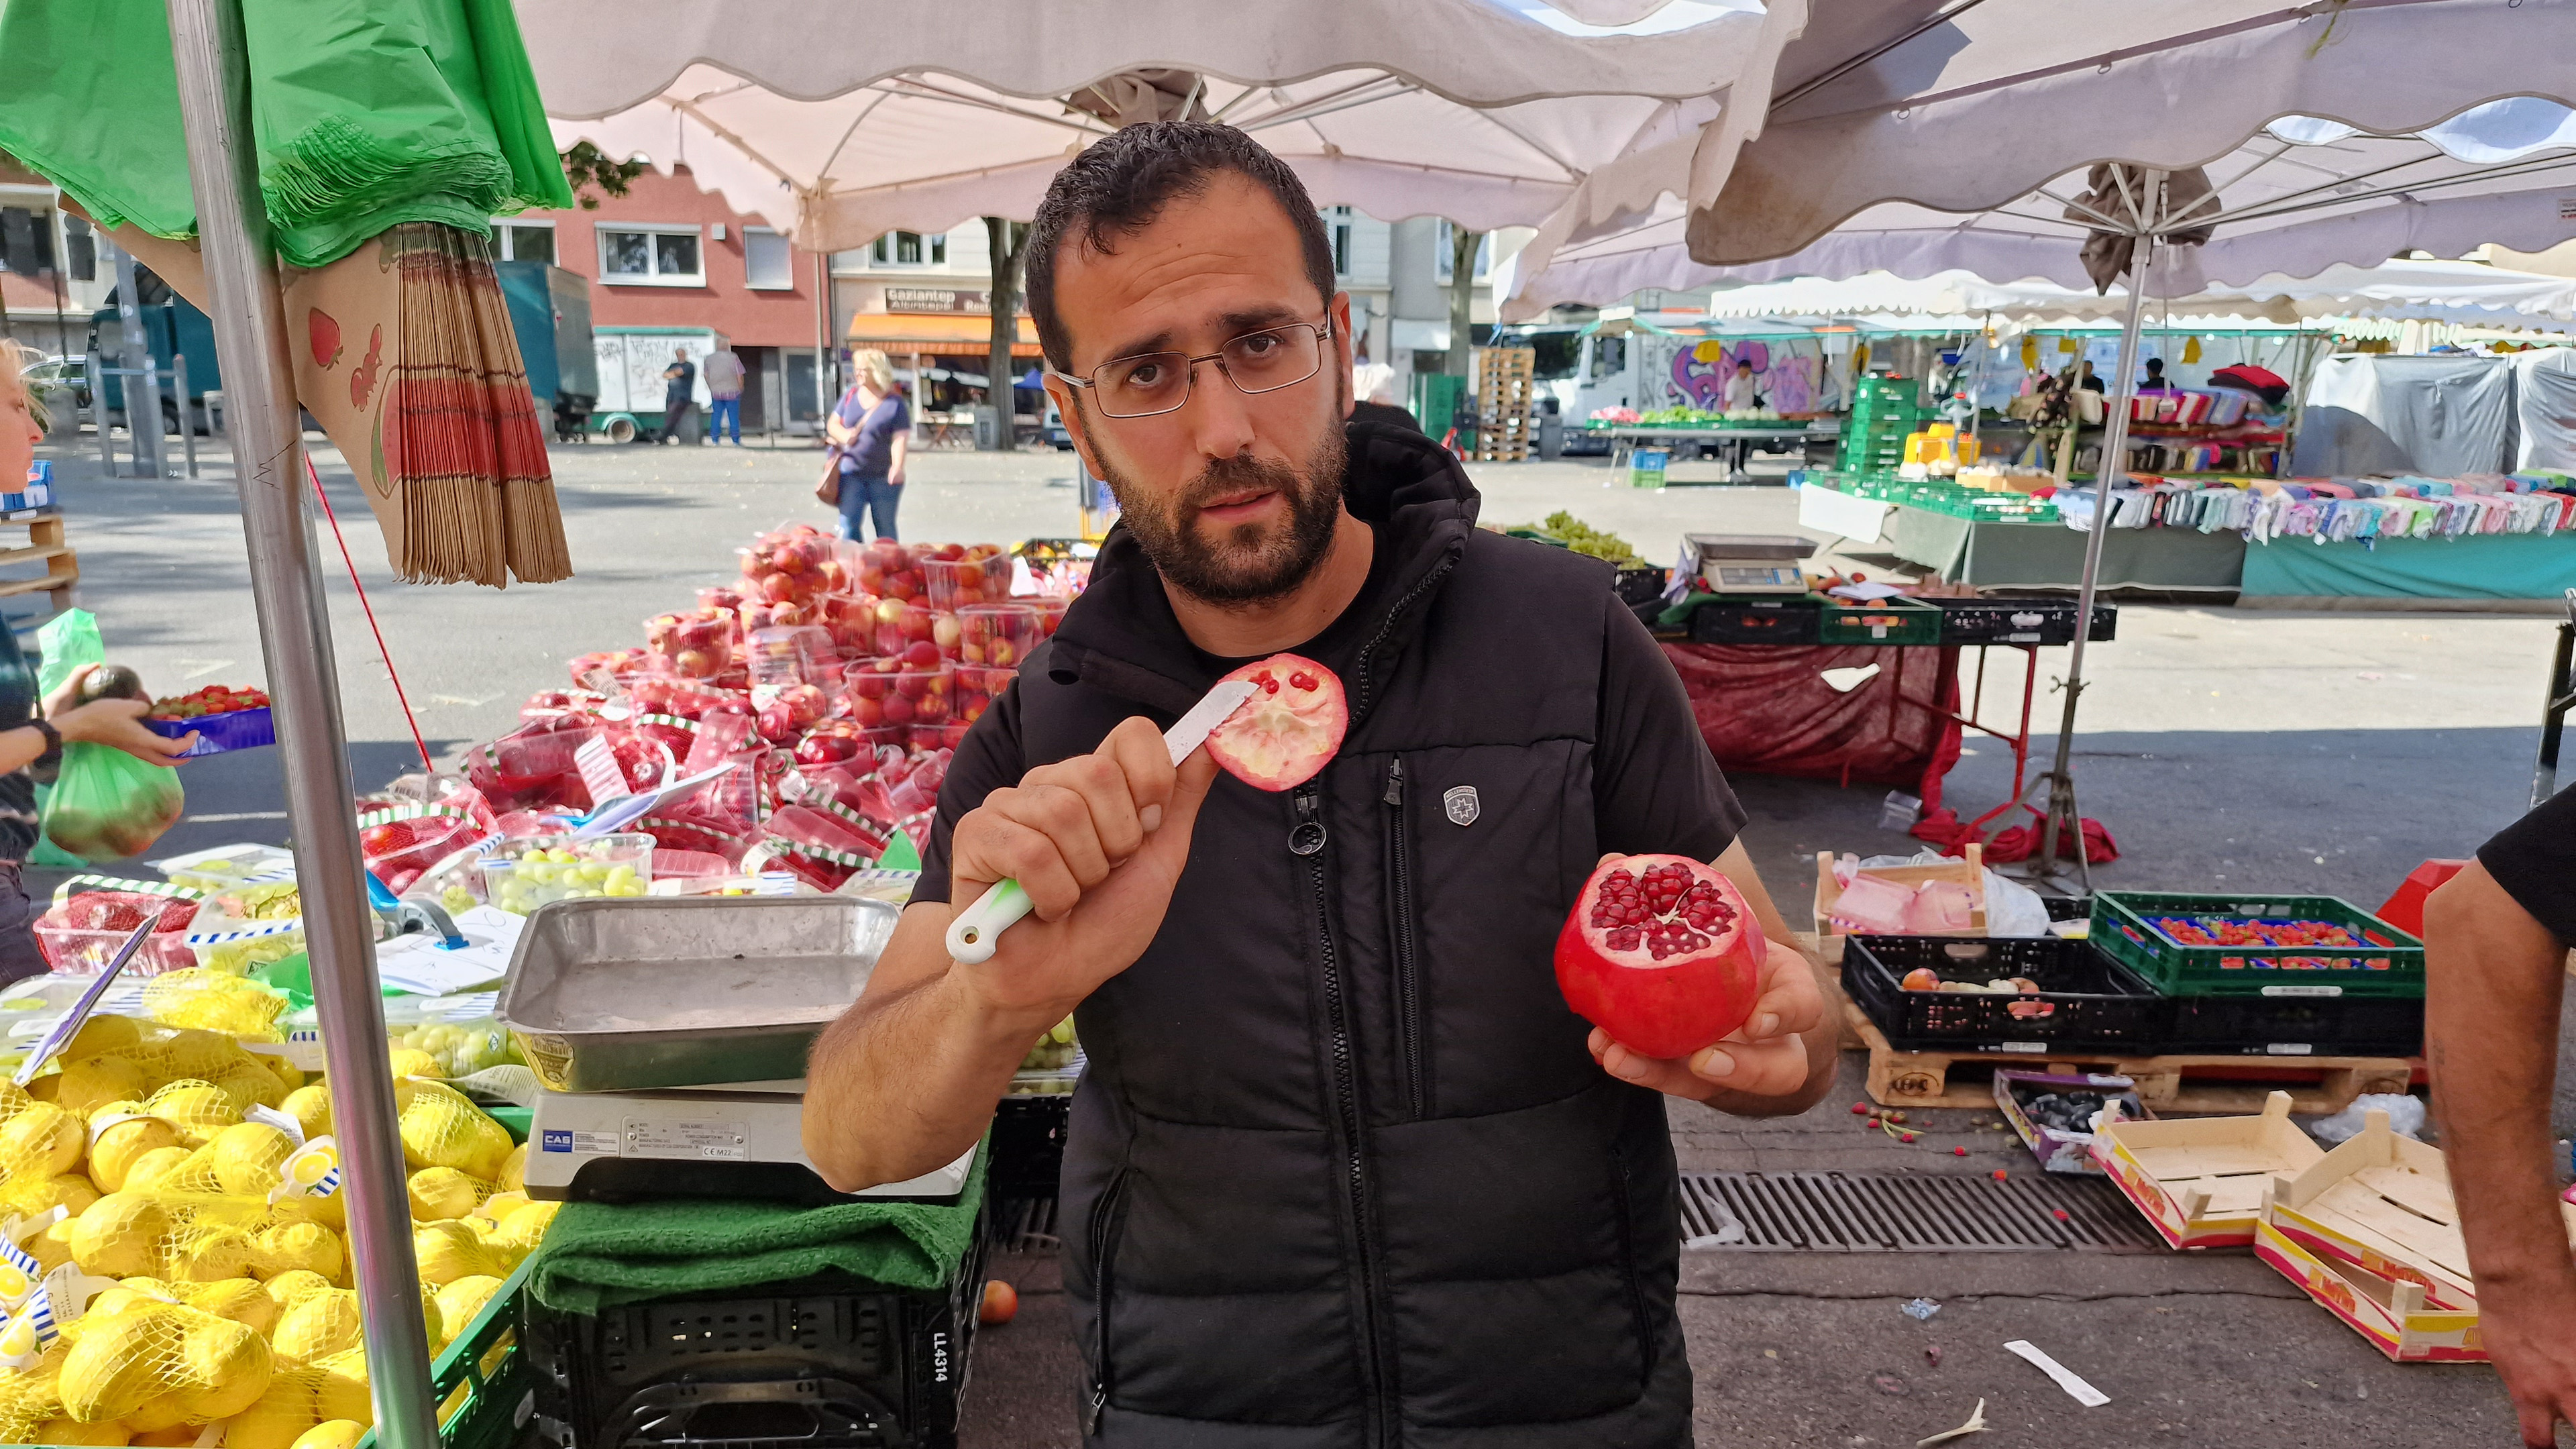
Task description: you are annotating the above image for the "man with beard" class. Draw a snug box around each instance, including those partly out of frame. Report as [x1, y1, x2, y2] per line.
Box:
[804, 122, 1834, 1446]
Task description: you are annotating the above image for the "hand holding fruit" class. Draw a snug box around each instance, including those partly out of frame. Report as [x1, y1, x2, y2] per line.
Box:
[43, 664, 199, 764]
[1565, 853, 1823, 1105]
[943, 715, 1217, 1024]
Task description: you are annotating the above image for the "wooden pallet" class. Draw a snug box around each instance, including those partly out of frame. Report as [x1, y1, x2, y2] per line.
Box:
[1845, 1000, 2414, 1115]
[1471, 347, 1536, 462]
[0, 514, 77, 613]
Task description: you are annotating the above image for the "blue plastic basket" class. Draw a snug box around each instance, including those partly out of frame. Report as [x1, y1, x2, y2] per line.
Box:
[146, 704, 276, 757]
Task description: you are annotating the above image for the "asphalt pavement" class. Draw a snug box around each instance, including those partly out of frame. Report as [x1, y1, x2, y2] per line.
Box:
[30, 430, 2569, 1446]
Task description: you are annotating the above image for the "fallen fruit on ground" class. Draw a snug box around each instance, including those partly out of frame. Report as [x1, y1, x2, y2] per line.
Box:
[1205, 653, 1346, 792]
[979, 1279, 1018, 1325]
[1556, 853, 1766, 1061]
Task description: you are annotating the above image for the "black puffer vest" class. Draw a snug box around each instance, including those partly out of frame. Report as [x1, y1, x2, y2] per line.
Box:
[1022, 425, 1688, 1448]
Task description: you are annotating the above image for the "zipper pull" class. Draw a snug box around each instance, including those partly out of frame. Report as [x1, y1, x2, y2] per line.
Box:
[1383, 757, 1404, 806]
[1289, 785, 1327, 856]
[1083, 1383, 1108, 1436]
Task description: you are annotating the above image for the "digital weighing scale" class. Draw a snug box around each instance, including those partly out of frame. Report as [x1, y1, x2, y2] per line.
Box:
[523, 1078, 977, 1205]
[1683, 533, 1817, 595]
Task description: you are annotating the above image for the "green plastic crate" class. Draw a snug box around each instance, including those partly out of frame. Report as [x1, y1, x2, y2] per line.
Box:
[2090, 892, 2424, 998]
[351, 1256, 536, 1449]
[1817, 594, 1942, 645]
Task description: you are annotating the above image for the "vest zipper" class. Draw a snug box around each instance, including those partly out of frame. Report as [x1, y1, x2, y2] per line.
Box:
[1351, 554, 1460, 725]
[1383, 757, 1428, 1119]
[1295, 783, 1391, 1445]
[1082, 1167, 1132, 1438]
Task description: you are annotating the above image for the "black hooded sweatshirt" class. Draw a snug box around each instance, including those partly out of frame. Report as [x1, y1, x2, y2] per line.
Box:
[918, 422, 1745, 1447]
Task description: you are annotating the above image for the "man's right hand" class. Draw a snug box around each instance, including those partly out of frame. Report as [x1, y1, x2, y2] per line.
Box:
[943, 714, 1218, 1024]
[2476, 1278, 2576, 1446]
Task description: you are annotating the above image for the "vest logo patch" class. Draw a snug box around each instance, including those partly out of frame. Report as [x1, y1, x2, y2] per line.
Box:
[1442, 785, 1480, 827]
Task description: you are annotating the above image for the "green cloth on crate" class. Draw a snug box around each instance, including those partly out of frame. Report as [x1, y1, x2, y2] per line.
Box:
[525, 1144, 988, 1316]
[0, 0, 572, 270]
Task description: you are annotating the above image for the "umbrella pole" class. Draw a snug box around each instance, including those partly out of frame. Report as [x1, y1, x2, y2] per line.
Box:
[163, 3, 443, 1446]
[2025, 249, 2150, 892]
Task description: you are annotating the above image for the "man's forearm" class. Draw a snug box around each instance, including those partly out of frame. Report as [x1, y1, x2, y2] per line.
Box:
[2426, 865, 2575, 1294]
[803, 967, 1054, 1191]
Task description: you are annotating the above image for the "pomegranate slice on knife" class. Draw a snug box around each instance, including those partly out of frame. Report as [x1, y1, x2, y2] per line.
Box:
[1556, 854, 1767, 1060]
[1205, 653, 1347, 791]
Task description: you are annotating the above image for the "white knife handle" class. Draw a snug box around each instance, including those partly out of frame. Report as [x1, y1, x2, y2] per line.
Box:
[945, 878, 1034, 964]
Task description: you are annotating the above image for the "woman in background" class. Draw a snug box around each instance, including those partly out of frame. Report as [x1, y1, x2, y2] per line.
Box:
[826, 349, 910, 542]
[0, 344, 199, 981]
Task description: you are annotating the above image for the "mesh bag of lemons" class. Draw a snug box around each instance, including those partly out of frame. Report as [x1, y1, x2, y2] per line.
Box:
[0, 1010, 553, 1446]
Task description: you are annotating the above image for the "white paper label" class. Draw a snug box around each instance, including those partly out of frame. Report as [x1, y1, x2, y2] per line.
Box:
[1998, 1042, 2047, 1054]
[2265, 1043, 2314, 1056]
[625, 1118, 749, 1162]
[2261, 985, 2342, 998]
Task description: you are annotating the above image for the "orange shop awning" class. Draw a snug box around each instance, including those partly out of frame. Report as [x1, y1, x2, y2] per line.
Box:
[846, 312, 1042, 358]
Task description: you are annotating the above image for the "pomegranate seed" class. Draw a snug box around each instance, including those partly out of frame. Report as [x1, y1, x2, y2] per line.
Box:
[1851, 1103, 1870, 1115]
[1952, 1146, 1968, 1157]
[1290, 671, 1318, 691]
[1991, 1169, 2008, 1181]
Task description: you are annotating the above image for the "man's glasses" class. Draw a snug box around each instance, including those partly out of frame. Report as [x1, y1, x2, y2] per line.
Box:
[1054, 320, 1334, 420]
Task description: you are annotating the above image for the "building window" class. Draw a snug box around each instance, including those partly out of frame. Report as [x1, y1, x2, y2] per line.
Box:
[1434, 220, 1493, 283]
[491, 221, 556, 265]
[0, 208, 56, 276]
[870, 231, 945, 266]
[1325, 207, 1353, 277]
[599, 225, 705, 285]
[745, 227, 794, 289]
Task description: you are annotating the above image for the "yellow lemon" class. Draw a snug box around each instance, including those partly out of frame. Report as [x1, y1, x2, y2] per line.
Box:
[290, 1421, 364, 1449]
[405, 1168, 479, 1223]
[87, 1112, 181, 1194]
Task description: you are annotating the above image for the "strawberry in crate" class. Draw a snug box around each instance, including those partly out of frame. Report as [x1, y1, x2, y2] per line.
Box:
[35, 887, 201, 974]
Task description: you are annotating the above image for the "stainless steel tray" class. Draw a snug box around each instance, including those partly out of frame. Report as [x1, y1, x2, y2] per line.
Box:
[496, 896, 898, 1093]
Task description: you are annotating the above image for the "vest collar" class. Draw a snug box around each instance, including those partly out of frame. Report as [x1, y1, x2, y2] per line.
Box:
[1046, 422, 1479, 720]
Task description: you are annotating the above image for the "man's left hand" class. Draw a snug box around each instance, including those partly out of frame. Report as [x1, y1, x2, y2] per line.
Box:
[1588, 934, 1826, 1104]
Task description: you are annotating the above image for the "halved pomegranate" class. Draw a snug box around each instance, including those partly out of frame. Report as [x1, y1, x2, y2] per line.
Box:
[1205, 653, 1347, 792]
[1555, 854, 1767, 1061]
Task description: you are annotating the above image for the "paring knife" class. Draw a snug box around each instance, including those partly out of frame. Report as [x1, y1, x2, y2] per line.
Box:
[943, 678, 1256, 965]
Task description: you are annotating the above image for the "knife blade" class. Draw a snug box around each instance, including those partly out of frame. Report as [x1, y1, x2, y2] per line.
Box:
[943, 679, 1256, 965]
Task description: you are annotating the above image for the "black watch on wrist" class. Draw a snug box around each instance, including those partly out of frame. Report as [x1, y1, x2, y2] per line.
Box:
[28, 717, 60, 773]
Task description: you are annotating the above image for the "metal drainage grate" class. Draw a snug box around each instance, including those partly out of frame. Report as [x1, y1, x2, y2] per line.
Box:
[1679, 1171, 2163, 1252]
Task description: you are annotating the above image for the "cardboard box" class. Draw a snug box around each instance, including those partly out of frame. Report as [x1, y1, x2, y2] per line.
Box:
[1993, 1069, 2147, 1175]
[2089, 1089, 2323, 1248]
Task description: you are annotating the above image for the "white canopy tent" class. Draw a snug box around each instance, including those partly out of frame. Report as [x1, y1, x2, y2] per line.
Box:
[520, 0, 1809, 250]
[1678, 260, 2576, 331]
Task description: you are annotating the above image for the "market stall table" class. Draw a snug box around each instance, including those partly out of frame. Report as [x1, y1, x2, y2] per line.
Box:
[1596, 421, 1838, 484]
[1884, 505, 2249, 593]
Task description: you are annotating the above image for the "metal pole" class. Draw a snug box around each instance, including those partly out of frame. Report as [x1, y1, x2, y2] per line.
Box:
[172, 352, 197, 478]
[161, 3, 442, 1446]
[85, 355, 111, 474]
[111, 246, 164, 480]
[814, 250, 833, 433]
[2029, 246, 2151, 885]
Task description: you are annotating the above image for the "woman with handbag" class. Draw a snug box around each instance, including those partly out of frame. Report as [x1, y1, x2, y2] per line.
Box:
[818, 350, 910, 541]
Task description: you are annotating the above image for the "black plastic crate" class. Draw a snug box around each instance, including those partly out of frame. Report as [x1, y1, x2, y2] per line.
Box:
[1844, 935, 2171, 1052]
[1613, 566, 1670, 606]
[989, 1094, 1069, 1201]
[1931, 595, 2118, 647]
[527, 1241, 986, 1449]
[2162, 994, 2424, 1057]
[1688, 595, 1821, 645]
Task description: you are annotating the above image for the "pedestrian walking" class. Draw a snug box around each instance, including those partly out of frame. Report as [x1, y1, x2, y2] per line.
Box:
[703, 345, 745, 444]
[657, 347, 698, 443]
[826, 349, 909, 541]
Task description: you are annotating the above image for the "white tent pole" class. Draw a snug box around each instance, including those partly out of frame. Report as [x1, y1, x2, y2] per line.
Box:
[2029, 236, 2152, 886]
[161, 0, 441, 1443]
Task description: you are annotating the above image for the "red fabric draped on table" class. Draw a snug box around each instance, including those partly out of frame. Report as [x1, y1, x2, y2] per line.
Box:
[1660, 643, 1964, 808]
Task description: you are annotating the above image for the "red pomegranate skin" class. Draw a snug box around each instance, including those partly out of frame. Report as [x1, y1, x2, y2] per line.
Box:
[1554, 854, 1767, 1061]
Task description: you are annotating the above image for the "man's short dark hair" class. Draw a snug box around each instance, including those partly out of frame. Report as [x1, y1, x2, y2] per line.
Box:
[1025, 121, 1336, 372]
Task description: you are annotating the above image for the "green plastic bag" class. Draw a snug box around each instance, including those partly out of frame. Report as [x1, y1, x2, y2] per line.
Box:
[34, 611, 184, 864]
[0, 0, 572, 270]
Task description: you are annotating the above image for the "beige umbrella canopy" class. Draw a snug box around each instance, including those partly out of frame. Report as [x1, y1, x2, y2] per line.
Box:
[519, 0, 1811, 248]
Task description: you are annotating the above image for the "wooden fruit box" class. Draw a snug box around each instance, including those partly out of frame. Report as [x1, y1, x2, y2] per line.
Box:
[2088, 1089, 2324, 1249]
[1813, 844, 1984, 948]
[2253, 1219, 2483, 1363]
